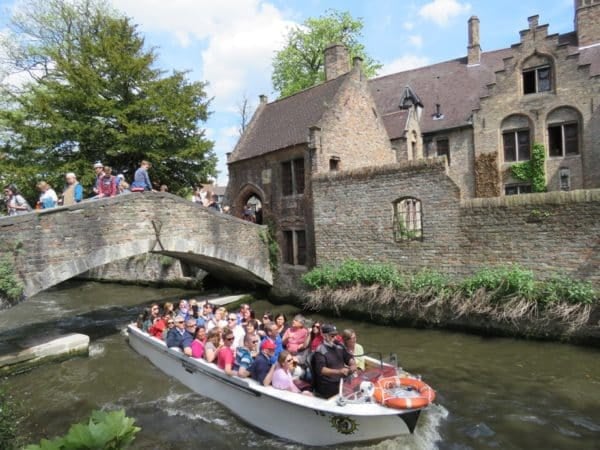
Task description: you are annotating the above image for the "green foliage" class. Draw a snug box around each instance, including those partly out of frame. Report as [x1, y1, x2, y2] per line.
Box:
[158, 255, 175, 268]
[302, 260, 405, 290]
[271, 10, 382, 98]
[0, 0, 216, 201]
[0, 257, 24, 303]
[510, 142, 546, 193]
[0, 388, 22, 450]
[538, 276, 597, 305]
[24, 409, 140, 450]
[459, 265, 536, 300]
[259, 221, 279, 272]
[303, 260, 598, 306]
[409, 269, 450, 295]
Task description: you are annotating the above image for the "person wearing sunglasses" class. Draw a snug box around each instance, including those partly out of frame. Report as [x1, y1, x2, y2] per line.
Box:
[217, 327, 237, 376]
[266, 351, 313, 396]
[166, 315, 194, 356]
[312, 324, 356, 398]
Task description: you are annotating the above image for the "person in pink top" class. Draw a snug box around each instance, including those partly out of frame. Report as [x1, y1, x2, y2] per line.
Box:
[217, 327, 236, 376]
[190, 326, 206, 358]
[268, 351, 313, 396]
[282, 314, 309, 355]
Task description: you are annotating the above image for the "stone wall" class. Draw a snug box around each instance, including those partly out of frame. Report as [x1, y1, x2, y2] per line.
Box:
[313, 159, 600, 286]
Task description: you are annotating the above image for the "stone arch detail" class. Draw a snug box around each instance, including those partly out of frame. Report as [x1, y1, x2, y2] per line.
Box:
[234, 183, 266, 217]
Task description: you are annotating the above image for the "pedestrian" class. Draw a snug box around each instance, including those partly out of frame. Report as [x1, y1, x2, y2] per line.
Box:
[60, 173, 84, 206]
[36, 181, 58, 209]
[97, 166, 117, 198]
[207, 194, 221, 212]
[130, 160, 154, 192]
[92, 161, 104, 196]
[4, 184, 31, 216]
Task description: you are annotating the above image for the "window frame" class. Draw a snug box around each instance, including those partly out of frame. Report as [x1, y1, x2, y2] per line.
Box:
[548, 122, 579, 158]
[503, 128, 531, 162]
[504, 184, 532, 196]
[523, 65, 552, 95]
[436, 138, 450, 165]
[281, 158, 305, 196]
[393, 197, 423, 242]
[282, 229, 306, 266]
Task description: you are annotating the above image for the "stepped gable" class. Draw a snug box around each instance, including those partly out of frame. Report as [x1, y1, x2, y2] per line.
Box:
[369, 48, 511, 138]
[228, 75, 347, 163]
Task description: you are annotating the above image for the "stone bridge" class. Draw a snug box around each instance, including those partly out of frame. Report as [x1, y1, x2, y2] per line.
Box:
[0, 192, 273, 299]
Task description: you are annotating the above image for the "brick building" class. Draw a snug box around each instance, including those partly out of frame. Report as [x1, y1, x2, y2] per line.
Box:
[226, 1, 600, 284]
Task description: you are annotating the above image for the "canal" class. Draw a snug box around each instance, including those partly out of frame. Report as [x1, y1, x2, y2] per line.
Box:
[1, 281, 598, 449]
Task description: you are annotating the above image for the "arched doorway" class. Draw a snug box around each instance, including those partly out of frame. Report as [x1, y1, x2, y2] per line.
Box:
[235, 184, 265, 224]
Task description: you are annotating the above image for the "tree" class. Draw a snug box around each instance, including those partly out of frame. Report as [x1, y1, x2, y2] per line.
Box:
[271, 10, 381, 98]
[0, 0, 216, 200]
[237, 94, 254, 137]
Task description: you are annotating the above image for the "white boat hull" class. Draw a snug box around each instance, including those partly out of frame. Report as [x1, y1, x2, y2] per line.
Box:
[127, 325, 422, 446]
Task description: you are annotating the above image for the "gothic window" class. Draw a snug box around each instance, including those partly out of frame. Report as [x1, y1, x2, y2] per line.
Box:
[503, 129, 530, 162]
[523, 66, 552, 94]
[393, 197, 422, 242]
[283, 230, 306, 266]
[281, 158, 305, 196]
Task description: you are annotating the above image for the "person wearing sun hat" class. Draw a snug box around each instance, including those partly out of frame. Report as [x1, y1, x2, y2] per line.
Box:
[312, 324, 357, 398]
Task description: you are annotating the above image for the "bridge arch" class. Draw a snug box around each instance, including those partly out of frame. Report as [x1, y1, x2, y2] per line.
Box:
[0, 192, 272, 299]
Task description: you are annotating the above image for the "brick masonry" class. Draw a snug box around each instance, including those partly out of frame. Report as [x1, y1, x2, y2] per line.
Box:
[312, 159, 600, 287]
[0, 192, 272, 299]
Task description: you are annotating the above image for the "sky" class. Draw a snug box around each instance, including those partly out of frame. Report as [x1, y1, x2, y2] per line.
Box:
[0, 0, 576, 185]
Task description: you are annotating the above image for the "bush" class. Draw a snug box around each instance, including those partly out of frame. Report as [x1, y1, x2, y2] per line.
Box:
[302, 260, 405, 290]
[537, 276, 597, 305]
[459, 265, 536, 301]
[0, 257, 24, 304]
[0, 388, 21, 450]
[24, 409, 140, 450]
[409, 269, 450, 295]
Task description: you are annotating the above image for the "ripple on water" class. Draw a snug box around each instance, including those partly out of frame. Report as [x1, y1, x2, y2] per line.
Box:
[464, 422, 495, 439]
[89, 343, 105, 358]
[568, 416, 600, 432]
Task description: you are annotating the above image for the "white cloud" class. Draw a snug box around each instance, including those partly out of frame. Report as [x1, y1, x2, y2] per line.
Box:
[379, 55, 430, 76]
[419, 0, 471, 26]
[402, 21, 414, 31]
[112, 0, 294, 110]
[408, 35, 423, 48]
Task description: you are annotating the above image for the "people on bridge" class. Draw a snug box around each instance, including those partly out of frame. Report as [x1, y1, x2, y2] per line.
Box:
[60, 173, 84, 206]
[92, 162, 104, 197]
[4, 184, 31, 216]
[36, 181, 58, 209]
[207, 194, 221, 212]
[130, 160, 154, 192]
[97, 166, 118, 198]
[312, 324, 356, 398]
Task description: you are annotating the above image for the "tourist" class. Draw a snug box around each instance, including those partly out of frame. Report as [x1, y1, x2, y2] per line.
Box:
[234, 333, 256, 378]
[196, 301, 213, 328]
[243, 320, 260, 357]
[312, 324, 356, 398]
[92, 161, 104, 196]
[148, 308, 168, 340]
[191, 326, 206, 358]
[282, 314, 309, 355]
[217, 327, 236, 376]
[341, 329, 365, 371]
[163, 302, 174, 317]
[242, 204, 255, 222]
[185, 318, 197, 338]
[310, 321, 324, 351]
[130, 160, 153, 192]
[250, 338, 276, 385]
[36, 181, 58, 209]
[60, 173, 84, 206]
[274, 313, 288, 338]
[4, 185, 31, 216]
[207, 194, 221, 212]
[166, 315, 193, 356]
[162, 316, 175, 340]
[204, 328, 221, 364]
[227, 313, 245, 350]
[97, 166, 117, 198]
[209, 307, 228, 330]
[264, 323, 284, 364]
[192, 186, 203, 204]
[258, 312, 273, 337]
[175, 299, 190, 321]
[143, 303, 161, 332]
[267, 350, 313, 396]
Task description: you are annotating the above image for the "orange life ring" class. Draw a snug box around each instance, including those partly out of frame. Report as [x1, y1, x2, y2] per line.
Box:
[372, 376, 435, 409]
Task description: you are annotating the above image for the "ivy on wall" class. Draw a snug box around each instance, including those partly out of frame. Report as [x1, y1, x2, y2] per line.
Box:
[510, 143, 547, 192]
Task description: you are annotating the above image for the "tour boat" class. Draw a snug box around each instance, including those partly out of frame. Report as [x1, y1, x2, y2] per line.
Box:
[127, 324, 435, 446]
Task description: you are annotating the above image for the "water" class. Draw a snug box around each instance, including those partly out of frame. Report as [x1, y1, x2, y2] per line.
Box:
[1, 281, 598, 449]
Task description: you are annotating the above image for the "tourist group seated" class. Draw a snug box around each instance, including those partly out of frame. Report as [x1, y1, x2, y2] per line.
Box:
[134, 300, 365, 398]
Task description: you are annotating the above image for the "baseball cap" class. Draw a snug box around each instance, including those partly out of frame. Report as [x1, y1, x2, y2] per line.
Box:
[261, 339, 276, 351]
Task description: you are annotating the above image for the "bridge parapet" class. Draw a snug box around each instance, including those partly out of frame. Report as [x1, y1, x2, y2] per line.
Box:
[0, 192, 272, 299]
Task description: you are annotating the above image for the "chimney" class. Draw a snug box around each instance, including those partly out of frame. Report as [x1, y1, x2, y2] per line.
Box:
[259, 94, 268, 105]
[574, 0, 600, 48]
[467, 16, 481, 66]
[324, 44, 350, 81]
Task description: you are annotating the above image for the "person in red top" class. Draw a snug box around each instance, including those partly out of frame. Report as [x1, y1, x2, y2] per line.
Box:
[217, 327, 236, 376]
[310, 321, 324, 352]
[97, 166, 117, 197]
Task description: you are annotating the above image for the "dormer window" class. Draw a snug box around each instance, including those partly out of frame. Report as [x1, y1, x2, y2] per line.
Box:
[523, 65, 552, 94]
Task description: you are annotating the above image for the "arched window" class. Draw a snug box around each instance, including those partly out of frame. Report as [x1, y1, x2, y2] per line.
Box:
[501, 114, 532, 162]
[547, 107, 580, 157]
[393, 197, 422, 242]
[522, 53, 554, 95]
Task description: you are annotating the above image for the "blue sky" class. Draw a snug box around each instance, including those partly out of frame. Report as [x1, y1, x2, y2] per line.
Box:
[0, 0, 576, 185]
